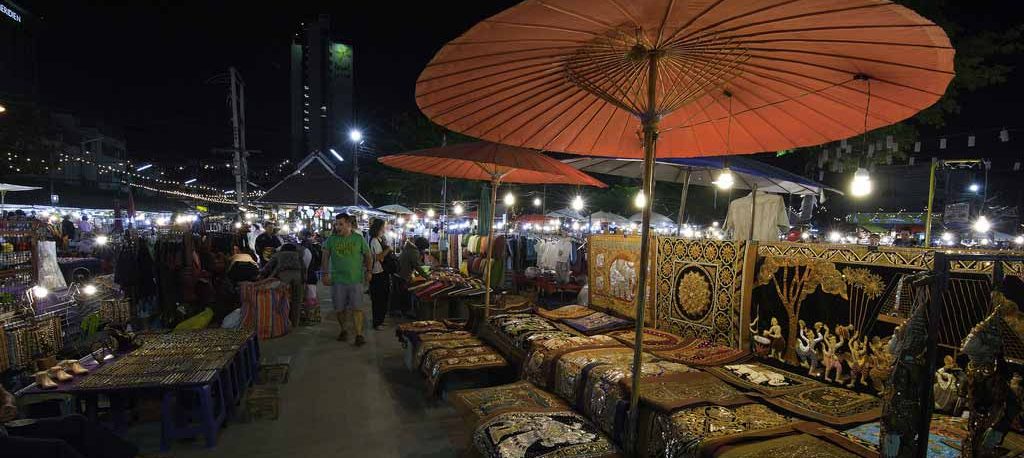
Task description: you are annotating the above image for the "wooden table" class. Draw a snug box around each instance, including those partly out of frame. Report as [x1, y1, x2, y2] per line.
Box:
[17, 329, 260, 452]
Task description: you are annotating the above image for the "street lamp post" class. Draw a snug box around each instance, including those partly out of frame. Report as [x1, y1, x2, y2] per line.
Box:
[349, 129, 363, 206]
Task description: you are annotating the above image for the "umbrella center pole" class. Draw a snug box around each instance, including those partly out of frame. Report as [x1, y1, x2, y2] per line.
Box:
[626, 51, 661, 455]
[482, 177, 501, 319]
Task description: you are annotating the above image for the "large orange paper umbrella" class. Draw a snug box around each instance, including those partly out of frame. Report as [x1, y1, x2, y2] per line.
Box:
[379, 141, 606, 315]
[417, 1, 953, 158]
[415, 0, 954, 451]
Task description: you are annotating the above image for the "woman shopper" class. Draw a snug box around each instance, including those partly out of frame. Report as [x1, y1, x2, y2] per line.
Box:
[368, 218, 393, 330]
[396, 236, 431, 318]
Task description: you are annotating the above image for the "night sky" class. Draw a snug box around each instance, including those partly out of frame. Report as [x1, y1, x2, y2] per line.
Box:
[24, 1, 1024, 169]
[28, 1, 516, 165]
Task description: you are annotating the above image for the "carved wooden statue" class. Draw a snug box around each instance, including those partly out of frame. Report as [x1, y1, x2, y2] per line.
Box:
[961, 293, 1018, 458]
[868, 335, 894, 393]
[879, 286, 930, 458]
[933, 355, 966, 415]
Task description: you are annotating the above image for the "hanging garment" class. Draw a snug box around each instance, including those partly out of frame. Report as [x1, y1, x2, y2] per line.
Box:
[724, 191, 790, 242]
[798, 194, 817, 222]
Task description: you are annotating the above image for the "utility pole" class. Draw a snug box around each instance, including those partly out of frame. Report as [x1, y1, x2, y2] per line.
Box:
[211, 68, 259, 209]
[230, 67, 248, 207]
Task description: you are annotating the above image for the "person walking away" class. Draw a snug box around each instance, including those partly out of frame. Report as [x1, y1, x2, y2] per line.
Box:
[61, 215, 76, 247]
[78, 215, 93, 237]
[368, 218, 393, 330]
[322, 214, 372, 346]
[262, 243, 306, 327]
[255, 223, 282, 264]
[300, 230, 322, 322]
[396, 236, 431, 319]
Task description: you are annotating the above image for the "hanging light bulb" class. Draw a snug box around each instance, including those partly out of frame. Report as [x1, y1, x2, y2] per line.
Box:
[453, 203, 464, 215]
[33, 285, 49, 299]
[396, 217, 405, 225]
[426, 208, 436, 218]
[634, 191, 647, 209]
[533, 197, 542, 207]
[850, 168, 872, 197]
[503, 192, 515, 206]
[714, 168, 734, 189]
[829, 231, 842, 243]
[973, 215, 992, 233]
[571, 195, 584, 211]
[82, 284, 97, 296]
[1015, 236, 1024, 245]
[95, 235, 108, 246]
[234, 222, 242, 229]
[941, 232, 954, 243]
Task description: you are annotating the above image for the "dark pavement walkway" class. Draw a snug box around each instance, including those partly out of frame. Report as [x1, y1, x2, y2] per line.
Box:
[135, 288, 466, 457]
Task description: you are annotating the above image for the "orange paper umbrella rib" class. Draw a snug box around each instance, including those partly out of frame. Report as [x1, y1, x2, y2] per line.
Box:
[378, 142, 607, 188]
[416, 0, 954, 158]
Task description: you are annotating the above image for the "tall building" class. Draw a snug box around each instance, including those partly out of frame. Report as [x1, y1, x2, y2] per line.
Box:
[0, 1, 38, 103]
[290, 14, 354, 162]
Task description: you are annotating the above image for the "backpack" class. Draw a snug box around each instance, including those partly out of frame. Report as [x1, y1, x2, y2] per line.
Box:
[378, 237, 399, 275]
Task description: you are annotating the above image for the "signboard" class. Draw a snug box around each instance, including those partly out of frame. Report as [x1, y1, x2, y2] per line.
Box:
[195, 205, 209, 213]
[944, 202, 970, 224]
[0, 3, 21, 23]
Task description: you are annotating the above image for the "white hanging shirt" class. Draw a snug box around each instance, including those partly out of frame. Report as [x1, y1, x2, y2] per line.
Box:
[724, 191, 790, 242]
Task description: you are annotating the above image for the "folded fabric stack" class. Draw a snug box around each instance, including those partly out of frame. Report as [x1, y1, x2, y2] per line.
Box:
[522, 335, 624, 389]
[394, 320, 510, 397]
[451, 381, 621, 458]
[605, 328, 687, 351]
[408, 275, 491, 301]
[562, 311, 634, 336]
[535, 304, 596, 321]
[478, 312, 575, 365]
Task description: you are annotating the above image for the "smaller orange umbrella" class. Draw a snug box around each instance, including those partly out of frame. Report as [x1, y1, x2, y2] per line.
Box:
[379, 142, 606, 188]
[379, 141, 605, 315]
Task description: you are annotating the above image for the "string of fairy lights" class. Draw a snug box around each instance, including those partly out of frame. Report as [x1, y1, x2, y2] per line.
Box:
[4, 150, 266, 204]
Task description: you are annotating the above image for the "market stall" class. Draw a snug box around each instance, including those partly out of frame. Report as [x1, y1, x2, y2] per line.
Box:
[406, 0, 965, 456]
[379, 141, 606, 317]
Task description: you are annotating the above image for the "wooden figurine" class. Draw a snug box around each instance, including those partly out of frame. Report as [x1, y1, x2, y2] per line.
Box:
[933, 355, 966, 415]
[868, 335, 894, 393]
[750, 314, 771, 357]
[846, 332, 871, 389]
[821, 325, 846, 382]
[763, 317, 785, 362]
[796, 326, 824, 377]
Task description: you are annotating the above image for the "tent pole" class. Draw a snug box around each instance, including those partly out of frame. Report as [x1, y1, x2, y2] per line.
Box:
[442, 175, 448, 266]
[676, 170, 691, 236]
[626, 51, 659, 454]
[748, 183, 758, 241]
[923, 159, 939, 248]
[483, 176, 499, 319]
